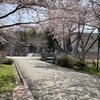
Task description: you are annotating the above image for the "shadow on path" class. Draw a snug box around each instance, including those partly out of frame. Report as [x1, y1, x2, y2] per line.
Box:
[25, 62, 100, 100]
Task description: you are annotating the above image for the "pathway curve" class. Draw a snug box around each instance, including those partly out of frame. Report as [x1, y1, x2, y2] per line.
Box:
[11, 57, 100, 100]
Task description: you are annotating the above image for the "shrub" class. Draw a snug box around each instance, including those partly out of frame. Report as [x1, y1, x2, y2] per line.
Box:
[1, 58, 13, 65]
[74, 60, 87, 69]
[0, 58, 3, 64]
[56, 53, 75, 68]
[40, 57, 45, 61]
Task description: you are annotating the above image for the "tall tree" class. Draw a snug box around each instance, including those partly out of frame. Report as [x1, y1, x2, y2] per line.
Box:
[43, 28, 55, 52]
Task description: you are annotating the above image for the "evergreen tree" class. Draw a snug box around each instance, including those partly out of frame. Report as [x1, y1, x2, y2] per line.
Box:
[44, 29, 55, 52]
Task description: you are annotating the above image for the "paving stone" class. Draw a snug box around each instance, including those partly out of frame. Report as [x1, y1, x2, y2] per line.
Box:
[11, 57, 100, 100]
[13, 85, 33, 100]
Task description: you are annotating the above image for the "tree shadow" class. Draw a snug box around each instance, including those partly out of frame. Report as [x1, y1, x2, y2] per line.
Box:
[26, 72, 100, 100]
[22, 58, 100, 100]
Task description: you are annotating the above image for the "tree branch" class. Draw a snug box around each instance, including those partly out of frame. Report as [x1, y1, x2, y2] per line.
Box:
[84, 28, 95, 49]
[0, 5, 25, 19]
[0, 17, 74, 29]
[85, 38, 98, 53]
[91, 0, 100, 7]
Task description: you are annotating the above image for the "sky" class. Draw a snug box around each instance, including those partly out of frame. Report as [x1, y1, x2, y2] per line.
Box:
[0, 2, 99, 34]
[0, 3, 45, 28]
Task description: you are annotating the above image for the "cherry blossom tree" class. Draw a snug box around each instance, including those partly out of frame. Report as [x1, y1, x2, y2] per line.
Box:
[38, 0, 99, 63]
[0, 0, 99, 63]
[0, 0, 60, 29]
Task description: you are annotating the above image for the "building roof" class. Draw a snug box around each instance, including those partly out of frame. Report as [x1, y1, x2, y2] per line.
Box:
[74, 25, 98, 34]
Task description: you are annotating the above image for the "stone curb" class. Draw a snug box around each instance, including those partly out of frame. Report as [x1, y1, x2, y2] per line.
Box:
[13, 60, 34, 100]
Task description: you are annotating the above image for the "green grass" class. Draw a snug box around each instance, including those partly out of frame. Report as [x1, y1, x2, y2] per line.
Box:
[73, 63, 100, 76]
[0, 64, 16, 93]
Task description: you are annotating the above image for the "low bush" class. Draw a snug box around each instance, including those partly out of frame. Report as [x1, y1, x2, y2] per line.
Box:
[74, 60, 87, 69]
[40, 57, 45, 61]
[56, 53, 75, 68]
[0, 58, 3, 63]
[1, 58, 13, 65]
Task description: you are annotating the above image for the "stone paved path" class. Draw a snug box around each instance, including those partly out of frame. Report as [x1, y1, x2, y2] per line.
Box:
[13, 85, 31, 100]
[11, 57, 100, 100]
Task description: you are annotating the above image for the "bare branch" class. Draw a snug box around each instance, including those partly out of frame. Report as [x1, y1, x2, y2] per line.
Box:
[85, 38, 98, 53]
[0, 5, 25, 19]
[84, 28, 95, 49]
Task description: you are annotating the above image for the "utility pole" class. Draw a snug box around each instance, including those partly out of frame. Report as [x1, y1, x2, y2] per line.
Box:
[97, 28, 100, 71]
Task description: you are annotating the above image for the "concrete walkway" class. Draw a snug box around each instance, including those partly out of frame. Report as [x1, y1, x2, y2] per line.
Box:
[27, 53, 33, 57]
[11, 56, 100, 100]
[13, 85, 32, 100]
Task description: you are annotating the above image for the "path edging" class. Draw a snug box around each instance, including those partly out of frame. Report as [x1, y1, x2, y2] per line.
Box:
[13, 60, 34, 100]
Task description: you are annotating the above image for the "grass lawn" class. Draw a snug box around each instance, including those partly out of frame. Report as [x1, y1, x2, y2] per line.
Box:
[73, 61, 100, 76]
[0, 64, 16, 99]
